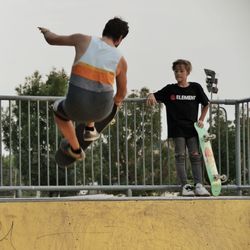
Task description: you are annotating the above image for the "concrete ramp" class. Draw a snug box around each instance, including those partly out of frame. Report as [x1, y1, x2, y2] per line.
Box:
[0, 198, 249, 250]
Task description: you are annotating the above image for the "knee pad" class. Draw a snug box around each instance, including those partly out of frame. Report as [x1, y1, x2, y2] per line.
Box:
[53, 99, 69, 121]
[53, 99, 61, 112]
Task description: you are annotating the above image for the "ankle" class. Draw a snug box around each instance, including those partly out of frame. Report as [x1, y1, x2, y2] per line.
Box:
[70, 146, 82, 154]
[85, 126, 95, 131]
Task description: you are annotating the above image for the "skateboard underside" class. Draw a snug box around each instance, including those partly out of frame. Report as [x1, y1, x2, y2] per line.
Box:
[194, 123, 227, 196]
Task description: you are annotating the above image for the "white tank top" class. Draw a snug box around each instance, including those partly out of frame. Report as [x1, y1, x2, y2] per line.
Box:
[71, 36, 122, 87]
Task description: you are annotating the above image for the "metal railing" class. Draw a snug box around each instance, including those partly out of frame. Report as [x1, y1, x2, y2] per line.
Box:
[0, 96, 249, 196]
[212, 98, 250, 195]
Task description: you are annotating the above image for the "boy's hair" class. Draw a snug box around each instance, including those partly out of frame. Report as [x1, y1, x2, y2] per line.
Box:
[172, 59, 192, 74]
[102, 17, 129, 41]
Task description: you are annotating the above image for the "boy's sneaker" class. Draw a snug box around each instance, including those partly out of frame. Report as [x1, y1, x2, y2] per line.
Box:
[195, 183, 210, 196]
[60, 139, 85, 160]
[181, 184, 195, 196]
[84, 127, 100, 141]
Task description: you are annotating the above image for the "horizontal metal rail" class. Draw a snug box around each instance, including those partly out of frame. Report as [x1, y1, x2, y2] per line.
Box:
[0, 185, 249, 191]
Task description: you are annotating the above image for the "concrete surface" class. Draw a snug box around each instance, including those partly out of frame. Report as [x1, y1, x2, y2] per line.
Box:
[0, 197, 249, 250]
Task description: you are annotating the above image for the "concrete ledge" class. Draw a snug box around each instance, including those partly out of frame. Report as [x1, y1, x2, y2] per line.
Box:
[0, 195, 250, 202]
[0, 199, 249, 250]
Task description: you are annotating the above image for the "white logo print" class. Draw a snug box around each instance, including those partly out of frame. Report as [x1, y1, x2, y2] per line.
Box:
[176, 95, 196, 100]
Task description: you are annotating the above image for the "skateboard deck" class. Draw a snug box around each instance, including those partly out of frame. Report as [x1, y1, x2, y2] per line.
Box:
[55, 104, 118, 167]
[194, 122, 227, 196]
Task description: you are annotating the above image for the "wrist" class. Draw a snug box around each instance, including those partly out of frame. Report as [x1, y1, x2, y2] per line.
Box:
[114, 96, 122, 104]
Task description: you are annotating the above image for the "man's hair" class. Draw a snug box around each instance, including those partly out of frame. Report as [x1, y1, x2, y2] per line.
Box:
[102, 17, 129, 41]
[172, 59, 192, 74]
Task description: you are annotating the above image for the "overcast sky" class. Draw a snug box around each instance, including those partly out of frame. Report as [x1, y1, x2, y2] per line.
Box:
[0, 0, 250, 100]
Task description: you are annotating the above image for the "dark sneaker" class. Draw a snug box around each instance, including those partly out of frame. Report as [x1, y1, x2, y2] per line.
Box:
[60, 139, 85, 160]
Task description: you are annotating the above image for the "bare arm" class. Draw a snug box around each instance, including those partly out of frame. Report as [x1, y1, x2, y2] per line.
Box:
[38, 27, 90, 62]
[114, 57, 127, 107]
[38, 27, 87, 45]
[198, 103, 210, 127]
[38, 27, 92, 61]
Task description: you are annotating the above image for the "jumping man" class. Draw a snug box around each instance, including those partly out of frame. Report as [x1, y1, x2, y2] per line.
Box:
[38, 17, 129, 160]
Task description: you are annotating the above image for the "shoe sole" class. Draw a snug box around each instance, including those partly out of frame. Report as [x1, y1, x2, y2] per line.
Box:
[84, 135, 100, 142]
[195, 194, 211, 197]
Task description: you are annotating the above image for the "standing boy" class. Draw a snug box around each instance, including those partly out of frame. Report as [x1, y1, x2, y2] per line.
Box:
[38, 17, 129, 160]
[147, 59, 210, 196]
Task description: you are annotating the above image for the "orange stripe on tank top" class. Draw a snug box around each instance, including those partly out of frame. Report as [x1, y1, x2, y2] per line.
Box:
[72, 62, 115, 85]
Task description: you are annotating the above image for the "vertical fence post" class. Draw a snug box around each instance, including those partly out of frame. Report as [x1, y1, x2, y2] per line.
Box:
[142, 103, 145, 185]
[151, 111, 154, 185]
[9, 101, 12, 187]
[247, 102, 250, 184]
[46, 101, 50, 186]
[242, 104, 246, 185]
[125, 102, 129, 185]
[18, 100, 22, 198]
[219, 107, 229, 178]
[217, 105, 221, 173]
[0, 100, 2, 186]
[134, 103, 137, 185]
[28, 100, 31, 186]
[37, 100, 41, 187]
[100, 136, 103, 185]
[116, 111, 120, 185]
[159, 104, 162, 185]
[235, 102, 242, 195]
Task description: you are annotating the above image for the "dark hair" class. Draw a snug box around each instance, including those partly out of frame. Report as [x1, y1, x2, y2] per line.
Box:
[172, 59, 192, 74]
[102, 17, 129, 41]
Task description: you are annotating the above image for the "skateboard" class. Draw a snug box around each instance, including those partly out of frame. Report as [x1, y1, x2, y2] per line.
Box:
[55, 104, 118, 167]
[194, 122, 227, 196]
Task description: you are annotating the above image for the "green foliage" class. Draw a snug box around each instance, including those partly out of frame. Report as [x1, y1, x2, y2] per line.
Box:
[15, 69, 68, 96]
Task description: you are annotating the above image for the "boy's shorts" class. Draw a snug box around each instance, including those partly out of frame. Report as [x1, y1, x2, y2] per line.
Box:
[53, 84, 114, 122]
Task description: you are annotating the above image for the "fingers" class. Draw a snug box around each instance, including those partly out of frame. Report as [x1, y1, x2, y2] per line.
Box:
[113, 95, 122, 107]
[146, 94, 157, 106]
[115, 101, 122, 107]
[38, 27, 49, 34]
[197, 120, 204, 128]
[38, 27, 44, 32]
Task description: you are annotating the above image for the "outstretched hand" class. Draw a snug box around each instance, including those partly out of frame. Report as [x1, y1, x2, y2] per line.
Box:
[38, 27, 50, 34]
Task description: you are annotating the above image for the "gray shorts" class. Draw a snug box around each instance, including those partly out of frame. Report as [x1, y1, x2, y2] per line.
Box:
[53, 84, 114, 122]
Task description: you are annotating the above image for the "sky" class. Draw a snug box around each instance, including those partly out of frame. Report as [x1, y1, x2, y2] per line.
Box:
[0, 0, 250, 101]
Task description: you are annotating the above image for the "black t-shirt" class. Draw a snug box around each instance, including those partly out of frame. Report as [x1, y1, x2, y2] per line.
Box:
[154, 82, 209, 138]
